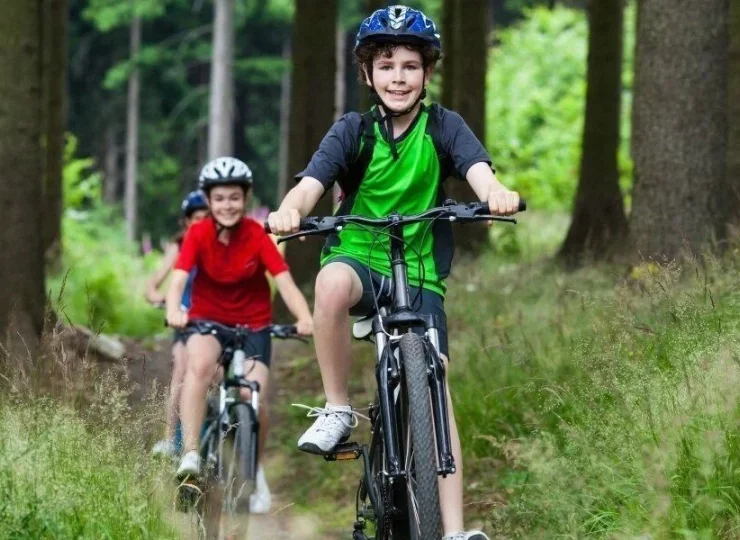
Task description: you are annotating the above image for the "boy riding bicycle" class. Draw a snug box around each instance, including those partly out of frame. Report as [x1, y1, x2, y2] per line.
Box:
[166, 157, 313, 514]
[267, 6, 520, 539]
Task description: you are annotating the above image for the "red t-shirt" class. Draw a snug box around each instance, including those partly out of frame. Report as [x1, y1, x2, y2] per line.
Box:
[175, 217, 289, 327]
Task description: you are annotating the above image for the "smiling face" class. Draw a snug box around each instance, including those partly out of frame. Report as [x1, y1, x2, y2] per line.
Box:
[366, 45, 432, 115]
[207, 185, 248, 227]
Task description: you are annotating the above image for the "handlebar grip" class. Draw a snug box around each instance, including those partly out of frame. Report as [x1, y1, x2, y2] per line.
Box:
[263, 218, 314, 235]
[472, 198, 527, 213]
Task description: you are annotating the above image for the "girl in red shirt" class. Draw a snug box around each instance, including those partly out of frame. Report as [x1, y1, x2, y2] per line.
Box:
[166, 157, 313, 514]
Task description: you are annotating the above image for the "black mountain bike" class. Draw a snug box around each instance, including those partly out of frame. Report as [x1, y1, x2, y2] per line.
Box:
[178, 321, 301, 540]
[268, 199, 525, 540]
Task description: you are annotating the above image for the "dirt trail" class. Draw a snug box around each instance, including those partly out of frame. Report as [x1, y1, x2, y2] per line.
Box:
[168, 500, 324, 540]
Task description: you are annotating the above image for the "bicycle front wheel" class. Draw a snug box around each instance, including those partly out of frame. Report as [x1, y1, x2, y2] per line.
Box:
[399, 332, 442, 540]
[221, 402, 257, 513]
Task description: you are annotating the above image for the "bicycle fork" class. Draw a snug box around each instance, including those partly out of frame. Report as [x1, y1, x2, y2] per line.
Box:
[374, 329, 457, 479]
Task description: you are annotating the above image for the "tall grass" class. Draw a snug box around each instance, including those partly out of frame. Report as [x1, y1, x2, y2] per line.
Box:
[447, 248, 740, 538]
[0, 338, 176, 540]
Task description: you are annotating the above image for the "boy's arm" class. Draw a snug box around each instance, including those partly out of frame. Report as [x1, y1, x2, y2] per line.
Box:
[269, 114, 361, 235]
[268, 178, 324, 235]
[435, 106, 520, 216]
[273, 272, 313, 335]
[466, 162, 520, 216]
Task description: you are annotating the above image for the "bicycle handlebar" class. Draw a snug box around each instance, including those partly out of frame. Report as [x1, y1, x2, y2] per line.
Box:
[264, 199, 526, 243]
[164, 319, 304, 340]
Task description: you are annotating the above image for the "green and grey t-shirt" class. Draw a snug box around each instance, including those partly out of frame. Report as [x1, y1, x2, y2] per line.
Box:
[295, 104, 491, 296]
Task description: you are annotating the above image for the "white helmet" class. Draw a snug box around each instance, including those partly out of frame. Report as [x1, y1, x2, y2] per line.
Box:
[198, 157, 253, 191]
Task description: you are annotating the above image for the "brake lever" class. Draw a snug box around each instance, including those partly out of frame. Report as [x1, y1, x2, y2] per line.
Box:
[459, 215, 518, 225]
[276, 228, 328, 244]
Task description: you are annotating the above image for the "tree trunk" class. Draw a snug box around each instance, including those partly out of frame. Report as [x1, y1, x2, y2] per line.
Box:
[335, 23, 346, 120]
[207, 0, 235, 159]
[0, 0, 45, 360]
[42, 0, 67, 270]
[441, 0, 456, 110]
[103, 124, 120, 203]
[559, 0, 628, 264]
[442, 0, 489, 252]
[284, 0, 338, 290]
[630, 0, 729, 260]
[358, 0, 387, 112]
[725, 0, 740, 228]
[277, 35, 292, 201]
[124, 12, 141, 242]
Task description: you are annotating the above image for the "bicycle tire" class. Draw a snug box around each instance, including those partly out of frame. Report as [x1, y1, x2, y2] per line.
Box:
[398, 333, 442, 539]
[221, 403, 257, 513]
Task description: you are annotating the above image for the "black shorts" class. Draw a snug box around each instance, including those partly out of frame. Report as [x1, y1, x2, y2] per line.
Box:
[173, 328, 188, 345]
[328, 256, 449, 358]
[181, 321, 273, 368]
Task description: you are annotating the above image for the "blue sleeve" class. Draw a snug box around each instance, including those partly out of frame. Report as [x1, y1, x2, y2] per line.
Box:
[294, 112, 363, 190]
[180, 268, 197, 311]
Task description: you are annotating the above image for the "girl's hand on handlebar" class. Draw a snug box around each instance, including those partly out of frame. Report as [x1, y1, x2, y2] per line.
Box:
[488, 189, 520, 217]
[167, 309, 188, 329]
[296, 317, 314, 336]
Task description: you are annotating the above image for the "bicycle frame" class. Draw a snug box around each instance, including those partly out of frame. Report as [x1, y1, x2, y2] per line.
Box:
[196, 323, 263, 483]
[370, 214, 456, 480]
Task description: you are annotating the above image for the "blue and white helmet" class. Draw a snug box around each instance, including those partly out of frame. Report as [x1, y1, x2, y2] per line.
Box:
[180, 190, 208, 217]
[355, 5, 441, 52]
[198, 157, 253, 191]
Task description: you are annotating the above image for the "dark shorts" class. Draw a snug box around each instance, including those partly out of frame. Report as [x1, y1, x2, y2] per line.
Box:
[173, 328, 188, 345]
[181, 321, 273, 368]
[328, 256, 449, 358]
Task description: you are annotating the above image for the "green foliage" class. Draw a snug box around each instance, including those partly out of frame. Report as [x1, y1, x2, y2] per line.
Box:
[486, 5, 635, 211]
[48, 143, 164, 337]
[0, 399, 175, 539]
[63, 135, 102, 208]
[445, 235, 740, 537]
[84, 0, 173, 31]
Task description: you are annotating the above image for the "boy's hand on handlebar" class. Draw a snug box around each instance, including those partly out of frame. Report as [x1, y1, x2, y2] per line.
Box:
[267, 208, 301, 236]
[296, 317, 314, 336]
[488, 189, 520, 217]
[167, 309, 188, 329]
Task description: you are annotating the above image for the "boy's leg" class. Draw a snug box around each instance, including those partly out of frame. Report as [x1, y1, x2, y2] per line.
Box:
[312, 262, 364, 405]
[297, 262, 363, 454]
[439, 374, 465, 535]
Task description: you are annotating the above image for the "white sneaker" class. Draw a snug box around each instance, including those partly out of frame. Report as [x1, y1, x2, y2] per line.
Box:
[295, 403, 359, 455]
[443, 532, 490, 540]
[176, 450, 201, 479]
[152, 439, 177, 457]
[249, 466, 271, 514]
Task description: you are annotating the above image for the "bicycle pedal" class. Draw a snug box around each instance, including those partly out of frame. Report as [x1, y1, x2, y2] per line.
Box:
[324, 442, 362, 462]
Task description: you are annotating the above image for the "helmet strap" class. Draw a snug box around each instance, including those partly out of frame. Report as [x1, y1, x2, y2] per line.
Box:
[369, 85, 427, 161]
